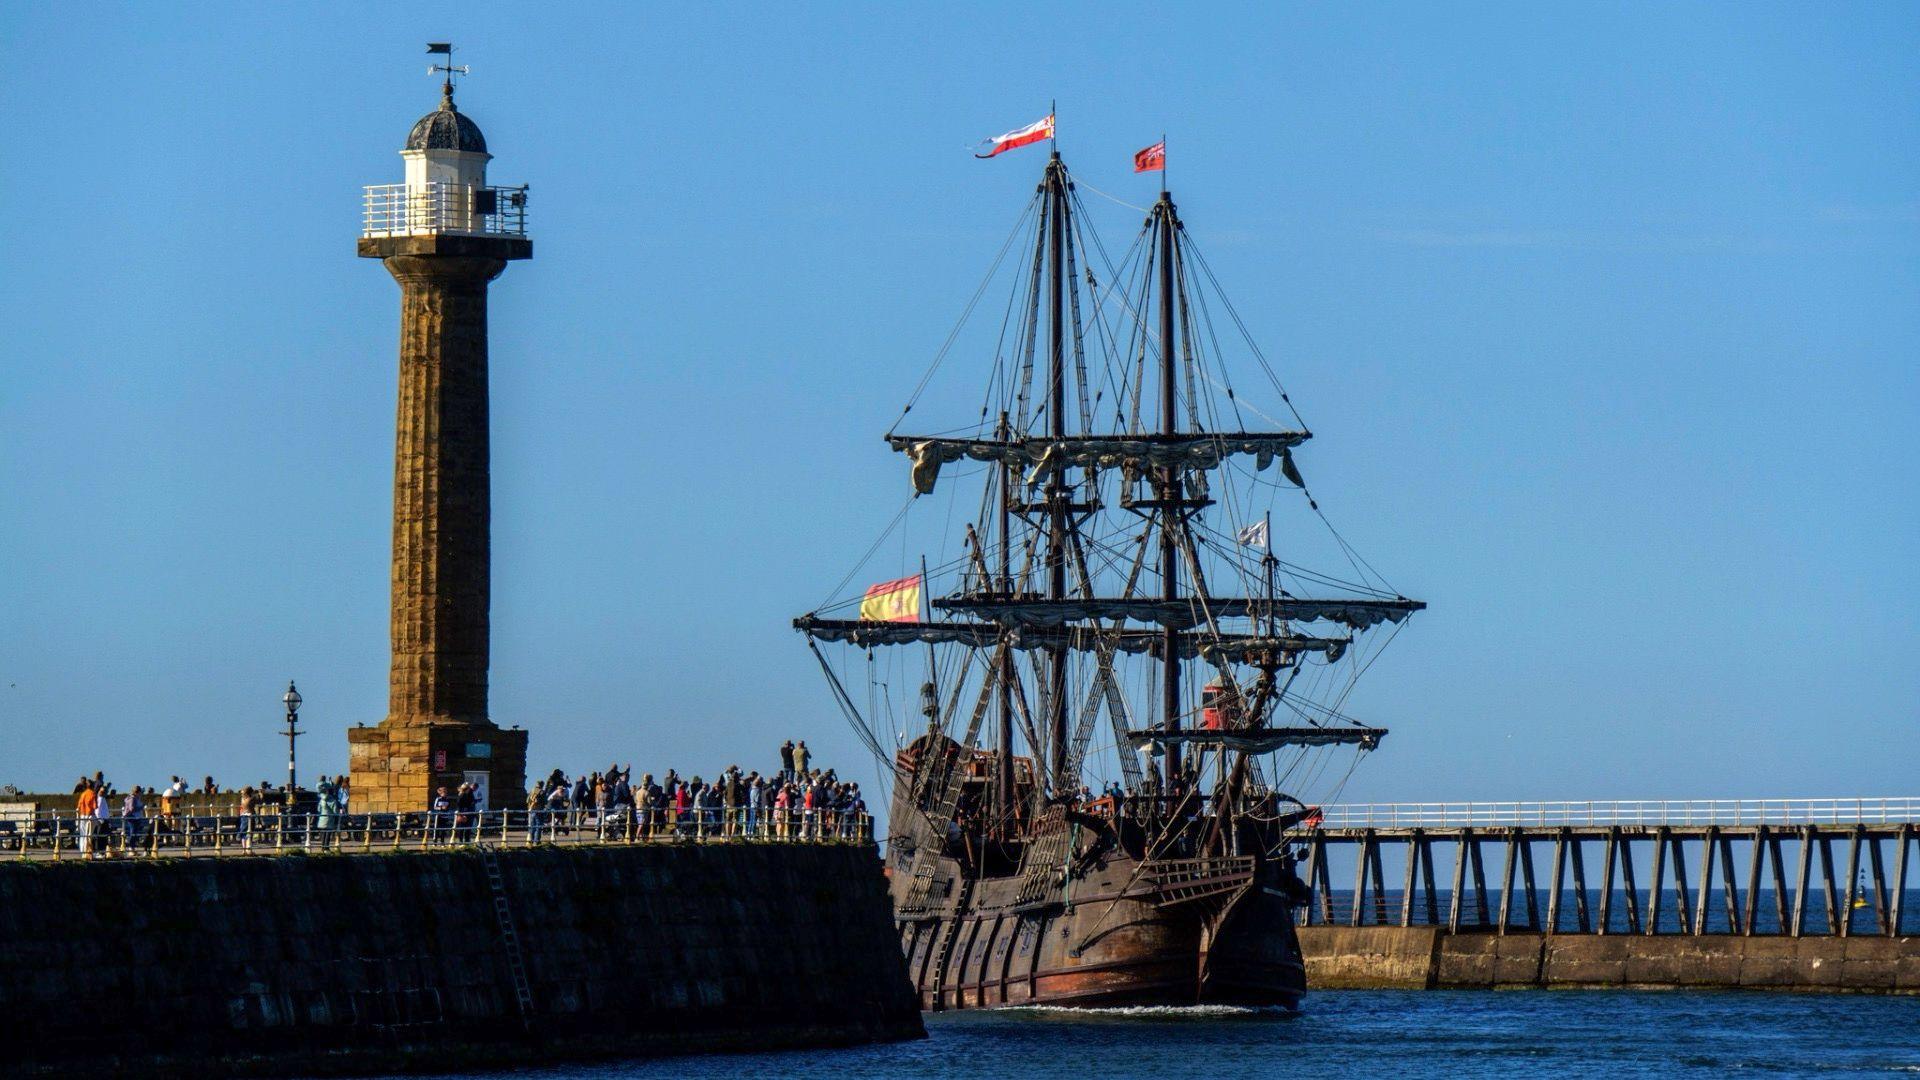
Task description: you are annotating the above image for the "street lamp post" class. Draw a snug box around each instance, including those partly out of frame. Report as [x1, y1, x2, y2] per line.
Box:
[282, 681, 303, 796]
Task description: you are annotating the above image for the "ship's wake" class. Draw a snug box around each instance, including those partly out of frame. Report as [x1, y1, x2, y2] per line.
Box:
[994, 1004, 1297, 1021]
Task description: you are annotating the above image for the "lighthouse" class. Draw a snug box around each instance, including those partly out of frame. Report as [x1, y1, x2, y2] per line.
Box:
[348, 47, 530, 813]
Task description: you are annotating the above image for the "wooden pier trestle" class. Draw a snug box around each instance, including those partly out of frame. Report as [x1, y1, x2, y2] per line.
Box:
[1296, 802, 1919, 938]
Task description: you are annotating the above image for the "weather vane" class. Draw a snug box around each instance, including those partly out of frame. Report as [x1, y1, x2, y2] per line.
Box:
[426, 42, 468, 96]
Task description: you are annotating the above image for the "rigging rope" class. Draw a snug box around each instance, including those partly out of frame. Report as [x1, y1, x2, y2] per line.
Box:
[889, 190, 1042, 437]
[1073, 176, 1153, 214]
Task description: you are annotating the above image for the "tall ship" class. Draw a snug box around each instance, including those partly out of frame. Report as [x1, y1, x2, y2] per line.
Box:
[795, 131, 1423, 1010]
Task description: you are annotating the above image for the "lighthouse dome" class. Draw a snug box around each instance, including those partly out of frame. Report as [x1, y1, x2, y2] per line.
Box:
[405, 91, 488, 154]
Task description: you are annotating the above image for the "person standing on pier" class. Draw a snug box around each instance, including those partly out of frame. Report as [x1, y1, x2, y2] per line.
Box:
[527, 782, 546, 842]
[121, 787, 146, 852]
[161, 777, 184, 823]
[430, 786, 451, 844]
[75, 780, 98, 859]
[779, 740, 795, 781]
[793, 740, 810, 778]
[237, 786, 255, 849]
[315, 776, 336, 835]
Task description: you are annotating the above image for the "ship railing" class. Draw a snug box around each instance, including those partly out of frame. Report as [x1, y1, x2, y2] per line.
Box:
[1310, 797, 1920, 830]
[362, 182, 529, 239]
[0, 808, 873, 860]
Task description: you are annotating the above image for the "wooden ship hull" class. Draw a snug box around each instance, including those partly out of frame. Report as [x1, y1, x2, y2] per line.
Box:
[886, 742, 1314, 1012]
[896, 852, 1307, 1010]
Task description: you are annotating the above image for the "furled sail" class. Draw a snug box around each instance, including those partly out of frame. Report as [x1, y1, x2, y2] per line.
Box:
[932, 595, 1425, 631]
[891, 432, 1310, 494]
[792, 616, 1349, 662]
[1122, 726, 1388, 752]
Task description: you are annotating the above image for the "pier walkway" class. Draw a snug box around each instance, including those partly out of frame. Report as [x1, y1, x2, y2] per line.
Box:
[1301, 797, 1920, 938]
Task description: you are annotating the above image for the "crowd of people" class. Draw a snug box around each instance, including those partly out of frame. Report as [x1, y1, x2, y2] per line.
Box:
[63, 772, 357, 857]
[520, 740, 868, 842]
[46, 741, 866, 857]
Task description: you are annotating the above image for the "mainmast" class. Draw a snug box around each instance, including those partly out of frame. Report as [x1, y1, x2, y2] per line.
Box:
[1044, 152, 1071, 792]
[1155, 191, 1182, 781]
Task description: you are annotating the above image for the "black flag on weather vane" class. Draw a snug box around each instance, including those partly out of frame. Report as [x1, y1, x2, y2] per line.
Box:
[427, 42, 453, 54]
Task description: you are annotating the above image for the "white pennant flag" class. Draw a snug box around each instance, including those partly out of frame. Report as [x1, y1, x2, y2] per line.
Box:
[1236, 520, 1269, 548]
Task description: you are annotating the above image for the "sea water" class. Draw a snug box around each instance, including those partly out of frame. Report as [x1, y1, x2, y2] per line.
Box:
[406, 990, 1920, 1079]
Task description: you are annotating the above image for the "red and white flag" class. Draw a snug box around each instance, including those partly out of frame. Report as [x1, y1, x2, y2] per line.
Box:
[975, 114, 1054, 158]
[1134, 140, 1166, 173]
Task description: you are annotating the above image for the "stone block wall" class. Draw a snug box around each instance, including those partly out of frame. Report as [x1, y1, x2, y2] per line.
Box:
[0, 843, 920, 1074]
[1297, 925, 1920, 993]
[347, 723, 527, 813]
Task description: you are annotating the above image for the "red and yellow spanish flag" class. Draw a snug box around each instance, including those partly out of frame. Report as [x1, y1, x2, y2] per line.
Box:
[1134, 140, 1165, 173]
[860, 574, 924, 622]
[976, 114, 1054, 158]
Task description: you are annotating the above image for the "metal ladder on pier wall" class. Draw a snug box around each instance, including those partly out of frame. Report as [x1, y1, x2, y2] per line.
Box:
[477, 845, 535, 1027]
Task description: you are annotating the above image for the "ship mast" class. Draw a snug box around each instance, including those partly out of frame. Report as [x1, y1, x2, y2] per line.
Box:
[996, 412, 1015, 826]
[1155, 190, 1182, 782]
[1044, 152, 1071, 791]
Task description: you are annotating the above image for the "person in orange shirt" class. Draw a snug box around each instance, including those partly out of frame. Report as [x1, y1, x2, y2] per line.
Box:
[74, 781, 99, 859]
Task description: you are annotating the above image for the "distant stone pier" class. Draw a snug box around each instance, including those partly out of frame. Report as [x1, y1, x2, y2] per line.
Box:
[1293, 798, 1920, 993]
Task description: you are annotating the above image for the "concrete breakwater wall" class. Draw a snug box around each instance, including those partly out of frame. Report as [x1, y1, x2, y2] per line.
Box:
[0, 843, 922, 1075]
[1299, 926, 1920, 993]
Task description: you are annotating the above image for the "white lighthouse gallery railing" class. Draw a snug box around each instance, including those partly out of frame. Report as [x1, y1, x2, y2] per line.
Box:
[362, 182, 529, 239]
[1316, 797, 1920, 829]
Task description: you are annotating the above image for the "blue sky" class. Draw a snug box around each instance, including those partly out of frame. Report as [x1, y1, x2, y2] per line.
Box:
[2, 3, 1915, 803]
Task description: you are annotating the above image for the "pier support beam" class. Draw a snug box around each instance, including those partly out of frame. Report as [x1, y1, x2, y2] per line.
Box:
[1399, 833, 1421, 928]
[1669, 831, 1692, 934]
[1693, 826, 1715, 935]
[1891, 824, 1910, 938]
[1819, 831, 1841, 935]
[1447, 832, 1468, 933]
[1546, 830, 1568, 934]
[1566, 837, 1597, 930]
[1647, 828, 1667, 935]
[1792, 826, 1813, 938]
[1867, 830, 1890, 934]
[1469, 833, 1490, 927]
[1717, 830, 1740, 933]
[1841, 826, 1862, 938]
[1742, 826, 1765, 936]
[1589, 832, 1608, 935]
[1420, 835, 1440, 926]
[1495, 830, 1518, 935]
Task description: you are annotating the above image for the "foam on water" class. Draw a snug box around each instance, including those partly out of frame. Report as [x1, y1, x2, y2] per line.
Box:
[997, 1003, 1287, 1020]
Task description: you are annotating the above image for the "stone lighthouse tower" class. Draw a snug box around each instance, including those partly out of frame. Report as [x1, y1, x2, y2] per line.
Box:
[349, 54, 530, 813]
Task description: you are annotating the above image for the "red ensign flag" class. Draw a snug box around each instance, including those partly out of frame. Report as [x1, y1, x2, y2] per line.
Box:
[1134, 140, 1166, 173]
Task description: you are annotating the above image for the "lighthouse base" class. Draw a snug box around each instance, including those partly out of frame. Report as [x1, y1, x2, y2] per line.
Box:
[348, 723, 528, 814]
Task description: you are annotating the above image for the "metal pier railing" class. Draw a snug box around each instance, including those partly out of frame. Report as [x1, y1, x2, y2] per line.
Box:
[0, 808, 872, 861]
[1315, 797, 1920, 829]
